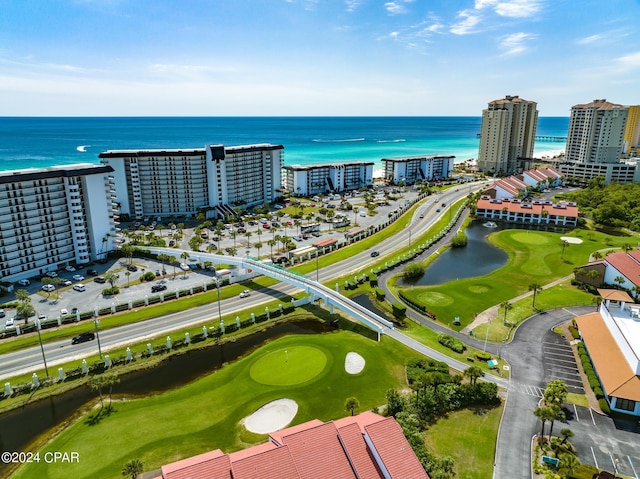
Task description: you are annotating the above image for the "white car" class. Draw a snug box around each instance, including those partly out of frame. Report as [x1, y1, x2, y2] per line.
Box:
[72, 274, 85, 281]
[239, 289, 251, 298]
[5, 318, 15, 328]
[62, 279, 73, 286]
[179, 263, 190, 271]
[45, 271, 58, 278]
[73, 284, 86, 292]
[60, 308, 69, 316]
[65, 265, 76, 272]
[41, 284, 55, 292]
[17, 279, 30, 286]
[37, 313, 47, 321]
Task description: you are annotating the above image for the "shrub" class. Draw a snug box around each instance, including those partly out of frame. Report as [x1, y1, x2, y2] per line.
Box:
[375, 288, 385, 300]
[568, 325, 580, 339]
[475, 351, 491, 361]
[102, 286, 120, 296]
[141, 271, 156, 281]
[437, 334, 466, 353]
[391, 302, 406, 319]
[598, 398, 611, 415]
[451, 232, 468, 247]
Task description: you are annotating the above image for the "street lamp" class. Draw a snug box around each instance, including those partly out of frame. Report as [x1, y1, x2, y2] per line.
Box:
[215, 277, 222, 323]
[36, 318, 49, 377]
[315, 251, 319, 282]
[94, 318, 103, 360]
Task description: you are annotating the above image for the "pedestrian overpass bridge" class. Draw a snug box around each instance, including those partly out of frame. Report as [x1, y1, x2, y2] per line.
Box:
[147, 248, 394, 337]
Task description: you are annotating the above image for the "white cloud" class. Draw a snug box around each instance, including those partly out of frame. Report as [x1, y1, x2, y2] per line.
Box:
[450, 10, 481, 35]
[499, 32, 536, 55]
[577, 34, 604, 45]
[494, 0, 541, 18]
[345, 0, 361, 12]
[615, 51, 640, 70]
[385, 2, 406, 15]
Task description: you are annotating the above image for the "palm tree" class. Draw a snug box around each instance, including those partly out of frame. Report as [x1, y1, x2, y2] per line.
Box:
[344, 397, 360, 416]
[105, 272, 118, 288]
[529, 283, 542, 309]
[169, 256, 178, 277]
[547, 404, 565, 441]
[559, 453, 579, 477]
[267, 239, 276, 259]
[255, 241, 263, 258]
[621, 243, 634, 253]
[592, 250, 603, 261]
[180, 251, 190, 277]
[613, 275, 625, 288]
[125, 271, 131, 287]
[500, 301, 513, 324]
[560, 428, 574, 445]
[533, 406, 555, 439]
[463, 365, 484, 387]
[560, 239, 569, 259]
[245, 231, 252, 248]
[121, 458, 143, 479]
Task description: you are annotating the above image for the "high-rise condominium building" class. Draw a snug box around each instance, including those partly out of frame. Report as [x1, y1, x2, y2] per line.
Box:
[282, 161, 374, 196]
[0, 164, 118, 283]
[623, 105, 640, 156]
[99, 144, 284, 220]
[477, 95, 538, 175]
[382, 155, 455, 184]
[565, 99, 628, 163]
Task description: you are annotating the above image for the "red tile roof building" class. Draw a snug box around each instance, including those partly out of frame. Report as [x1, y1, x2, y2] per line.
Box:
[155, 412, 429, 479]
[475, 197, 579, 227]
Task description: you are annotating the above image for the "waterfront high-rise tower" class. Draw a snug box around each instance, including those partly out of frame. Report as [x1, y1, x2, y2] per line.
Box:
[477, 95, 538, 175]
[565, 99, 628, 163]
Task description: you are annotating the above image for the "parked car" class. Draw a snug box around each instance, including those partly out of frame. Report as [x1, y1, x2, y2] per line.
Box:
[0, 309, 5, 318]
[60, 308, 69, 316]
[65, 265, 76, 272]
[45, 271, 58, 278]
[38, 313, 47, 321]
[71, 307, 79, 314]
[127, 265, 138, 272]
[73, 284, 86, 292]
[179, 263, 190, 271]
[239, 289, 251, 298]
[41, 284, 55, 292]
[72, 274, 85, 281]
[87, 269, 98, 276]
[151, 284, 167, 293]
[62, 279, 73, 286]
[17, 279, 30, 286]
[94, 276, 106, 284]
[5, 318, 15, 329]
[71, 332, 95, 345]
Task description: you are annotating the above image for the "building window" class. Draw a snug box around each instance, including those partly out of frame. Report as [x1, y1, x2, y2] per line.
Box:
[615, 398, 636, 412]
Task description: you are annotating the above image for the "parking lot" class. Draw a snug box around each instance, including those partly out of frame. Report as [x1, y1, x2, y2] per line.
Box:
[542, 338, 585, 394]
[563, 404, 640, 477]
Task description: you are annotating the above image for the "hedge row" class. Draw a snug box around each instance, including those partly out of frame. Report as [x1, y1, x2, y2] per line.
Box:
[437, 334, 466, 353]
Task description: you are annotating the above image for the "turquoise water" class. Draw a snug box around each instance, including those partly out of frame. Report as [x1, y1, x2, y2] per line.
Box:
[0, 116, 569, 172]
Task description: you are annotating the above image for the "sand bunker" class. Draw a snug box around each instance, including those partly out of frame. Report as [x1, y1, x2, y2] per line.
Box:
[345, 352, 365, 374]
[243, 398, 298, 434]
[561, 236, 583, 244]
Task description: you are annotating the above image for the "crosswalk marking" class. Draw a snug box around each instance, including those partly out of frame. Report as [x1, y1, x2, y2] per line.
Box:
[509, 382, 544, 398]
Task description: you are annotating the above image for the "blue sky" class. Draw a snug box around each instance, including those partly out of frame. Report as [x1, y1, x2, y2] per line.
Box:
[1, 0, 639, 116]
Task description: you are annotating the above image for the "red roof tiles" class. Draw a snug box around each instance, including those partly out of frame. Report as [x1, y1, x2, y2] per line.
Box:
[604, 251, 640, 287]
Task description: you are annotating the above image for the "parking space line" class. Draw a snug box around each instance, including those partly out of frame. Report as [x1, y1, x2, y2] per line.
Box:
[573, 404, 579, 422]
[591, 447, 598, 469]
[589, 408, 596, 426]
[628, 455, 638, 479]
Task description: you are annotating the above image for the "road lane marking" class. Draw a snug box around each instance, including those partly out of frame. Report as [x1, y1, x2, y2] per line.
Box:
[591, 447, 598, 469]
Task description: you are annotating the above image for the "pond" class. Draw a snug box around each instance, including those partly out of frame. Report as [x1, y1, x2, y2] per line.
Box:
[399, 220, 509, 286]
[0, 320, 331, 477]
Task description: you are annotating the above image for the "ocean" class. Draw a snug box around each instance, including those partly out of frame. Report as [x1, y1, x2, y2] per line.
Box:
[0, 117, 569, 172]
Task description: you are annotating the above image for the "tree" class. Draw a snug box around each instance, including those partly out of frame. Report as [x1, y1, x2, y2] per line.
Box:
[592, 251, 603, 261]
[180, 251, 190, 276]
[547, 404, 565, 440]
[121, 459, 144, 479]
[533, 406, 555, 439]
[560, 428, 574, 445]
[500, 301, 513, 324]
[125, 271, 131, 286]
[559, 453, 579, 477]
[560, 239, 569, 259]
[613, 275, 625, 288]
[621, 243, 634, 253]
[543, 379, 568, 408]
[529, 283, 542, 309]
[169, 256, 178, 277]
[15, 288, 34, 323]
[41, 277, 60, 298]
[105, 272, 118, 288]
[344, 397, 360, 416]
[463, 365, 484, 387]
[121, 244, 134, 264]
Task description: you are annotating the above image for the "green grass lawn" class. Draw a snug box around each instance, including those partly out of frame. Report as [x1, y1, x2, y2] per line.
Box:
[423, 405, 503, 479]
[13, 329, 416, 479]
[396, 228, 631, 328]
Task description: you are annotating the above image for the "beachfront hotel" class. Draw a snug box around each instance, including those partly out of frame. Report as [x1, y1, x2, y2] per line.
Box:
[565, 99, 628, 164]
[381, 155, 455, 185]
[0, 164, 118, 283]
[477, 95, 538, 175]
[282, 161, 374, 196]
[623, 105, 640, 157]
[99, 144, 284, 220]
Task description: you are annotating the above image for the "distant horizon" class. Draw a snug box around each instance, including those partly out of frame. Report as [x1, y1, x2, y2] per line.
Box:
[0, 114, 571, 119]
